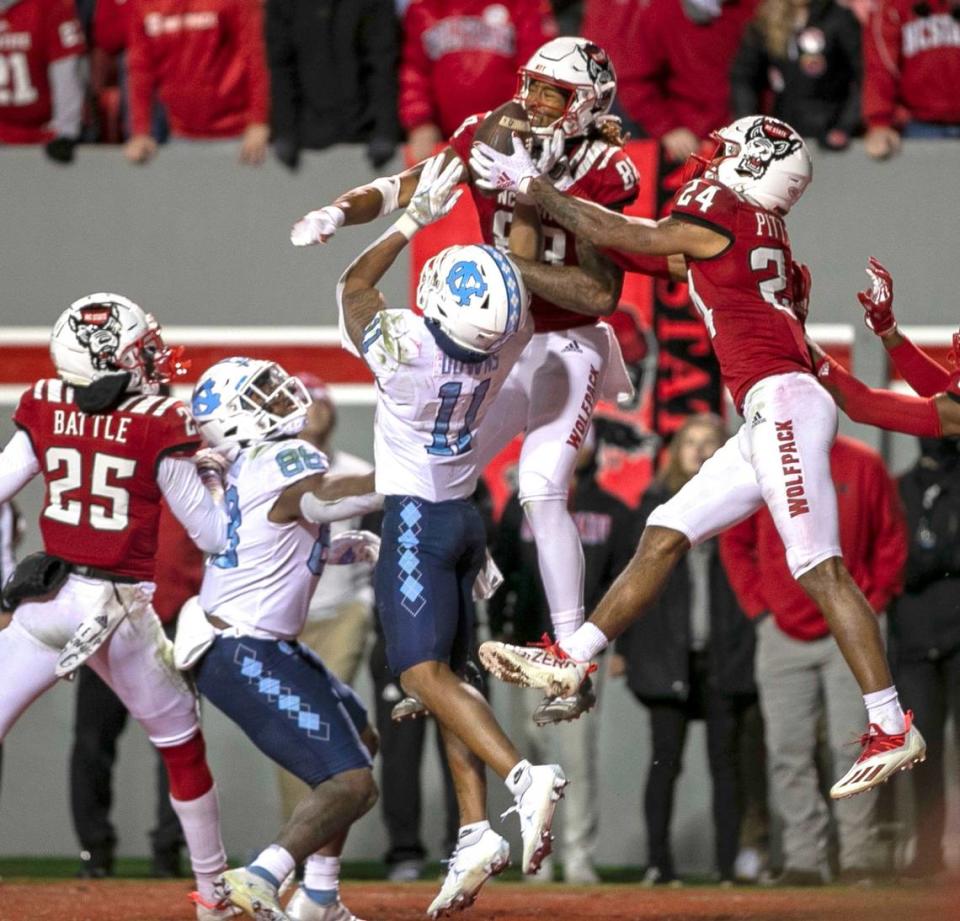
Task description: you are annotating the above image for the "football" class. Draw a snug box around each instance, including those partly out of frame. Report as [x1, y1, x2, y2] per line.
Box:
[470, 99, 533, 192]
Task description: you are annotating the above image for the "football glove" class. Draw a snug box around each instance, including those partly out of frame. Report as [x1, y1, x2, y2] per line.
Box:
[857, 256, 897, 337]
[291, 205, 346, 247]
[470, 135, 542, 195]
[403, 154, 464, 228]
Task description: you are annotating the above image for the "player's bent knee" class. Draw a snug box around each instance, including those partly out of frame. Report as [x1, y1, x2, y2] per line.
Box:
[399, 660, 448, 700]
[156, 731, 214, 801]
[333, 767, 378, 817]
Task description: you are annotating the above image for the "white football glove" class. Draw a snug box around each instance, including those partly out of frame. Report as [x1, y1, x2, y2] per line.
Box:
[404, 154, 464, 228]
[327, 529, 381, 565]
[470, 135, 544, 195]
[290, 204, 346, 247]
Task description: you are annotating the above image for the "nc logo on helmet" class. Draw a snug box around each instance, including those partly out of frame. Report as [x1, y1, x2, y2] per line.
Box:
[192, 379, 221, 416]
[445, 261, 488, 308]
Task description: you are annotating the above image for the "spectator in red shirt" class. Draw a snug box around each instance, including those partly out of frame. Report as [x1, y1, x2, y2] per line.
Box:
[863, 0, 960, 159]
[399, 0, 556, 162]
[0, 0, 86, 162]
[610, 0, 758, 162]
[720, 434, 906, 885]
[124, 0, 270, 165]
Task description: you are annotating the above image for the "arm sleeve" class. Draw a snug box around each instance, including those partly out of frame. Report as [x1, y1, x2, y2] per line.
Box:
[265, 0, 298, 142]
[359, 0, 401, 142]
[729, 24, 766, 119]
[299, 490, 384, 524]
[863, 457, 907, 612]
[0, 430, 40, 504]
[717, 514, 770, 619]
[157, 457, 228, 554]
[863, 2, 902, 129]
[397, 3, 435, 132]
[48, 56, 85, 139]
[236, 0, 270, 126]
[818, 355, 943, 437]
[126, 3, 157, 136]
[833, 8, 863, 137]
[887, 337, 953, 396]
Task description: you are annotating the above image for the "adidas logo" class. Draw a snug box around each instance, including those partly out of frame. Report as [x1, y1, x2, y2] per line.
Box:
[561, 340, 582, 353]
[751, 410, 766, 428]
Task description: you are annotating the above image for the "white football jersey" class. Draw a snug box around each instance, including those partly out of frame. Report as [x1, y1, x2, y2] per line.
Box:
[359, 309, 531, 501]
[199, 438, 330, 639]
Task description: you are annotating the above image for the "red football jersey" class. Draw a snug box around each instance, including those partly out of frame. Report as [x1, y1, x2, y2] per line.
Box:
[0, 0, 85, 144]
[14, 380, 202, 581]
[450, 113, 640, 333]
[669, 177, 813, 411]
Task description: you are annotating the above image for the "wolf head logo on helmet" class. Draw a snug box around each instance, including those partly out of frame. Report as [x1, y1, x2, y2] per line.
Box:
[417, 243, 529, 355]
[516, 36, 617, 138]
[682, 116, 812, 215]
[50, 293, 186, 396]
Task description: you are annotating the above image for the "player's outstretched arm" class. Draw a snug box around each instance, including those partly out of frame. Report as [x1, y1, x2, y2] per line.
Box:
[809, 339, 957, 437]
[269, 470, 382, 525]
[856, 257, 954, 397]
[290, 148, 464, 246]
[158, 457, 229, 554]
[338, 155, 464, 352]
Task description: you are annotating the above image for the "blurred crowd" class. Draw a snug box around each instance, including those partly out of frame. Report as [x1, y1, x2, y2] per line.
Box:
[1, 0, 958, 167]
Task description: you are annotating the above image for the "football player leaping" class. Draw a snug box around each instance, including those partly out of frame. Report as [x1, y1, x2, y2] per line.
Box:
[470, 115, 927, 800]
[0, 296, 233, 920]
[336, 156, 567, 916]
[184, 357, 382, 921]
[292, 36, 638, 725]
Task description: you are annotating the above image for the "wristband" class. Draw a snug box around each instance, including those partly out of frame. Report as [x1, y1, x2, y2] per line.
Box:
[392, 212, 421, 241]
[370, 175, 402, 216]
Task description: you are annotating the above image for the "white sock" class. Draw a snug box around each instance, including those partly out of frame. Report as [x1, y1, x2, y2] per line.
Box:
[522, 498, 585, 623]
[505, 760, 532, 798]
[304, 854, 340, 892]
[251, 844, 296, 890]
[550, 607, 584, 642]
[456, 820, 491, 848]
[863, 686, 906, 735]
[559, 622, 608, 662]
[169, 784, 227, 902]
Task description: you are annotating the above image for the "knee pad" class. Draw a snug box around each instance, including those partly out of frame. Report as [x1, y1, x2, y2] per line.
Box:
[157, 731, 214, 801]
[518, 471, 567, 506]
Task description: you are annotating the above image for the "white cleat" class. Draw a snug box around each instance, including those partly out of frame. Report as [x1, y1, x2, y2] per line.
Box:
[214, 867, 291, 921]
[286, 888, 364, 921]
[830, 710, 926, 800]
[478, 637, 593, 698]
[427, 828, 510, 918]
[502, 764, 567, 875]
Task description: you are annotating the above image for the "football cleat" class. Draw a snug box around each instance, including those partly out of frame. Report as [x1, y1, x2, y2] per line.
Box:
[285, 888, 365, 921]
[478, 635, 594, 698]
[190, 891, 243, 921]
[501, 763, 567, 874]
[390, 695, 428, 722]
[214, 867, 291, 921]
[532, 676, 597, 727]
[830, 711, 926, 800]
[427, 829, 510, 918]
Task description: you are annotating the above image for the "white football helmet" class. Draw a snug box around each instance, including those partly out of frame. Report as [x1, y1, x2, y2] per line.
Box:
[417, 244, 528, 355]
[191, 357, 312, 449]
[516, 36, 616, 138]
[50, 293, 185, 393]
[687, 116, 812, 214]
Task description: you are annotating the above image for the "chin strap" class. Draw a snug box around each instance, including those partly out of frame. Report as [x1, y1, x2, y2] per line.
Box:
[74, 372, 133, 413]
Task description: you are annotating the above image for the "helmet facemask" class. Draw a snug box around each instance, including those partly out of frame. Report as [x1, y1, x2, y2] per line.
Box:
[235, 363, 312, 441]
